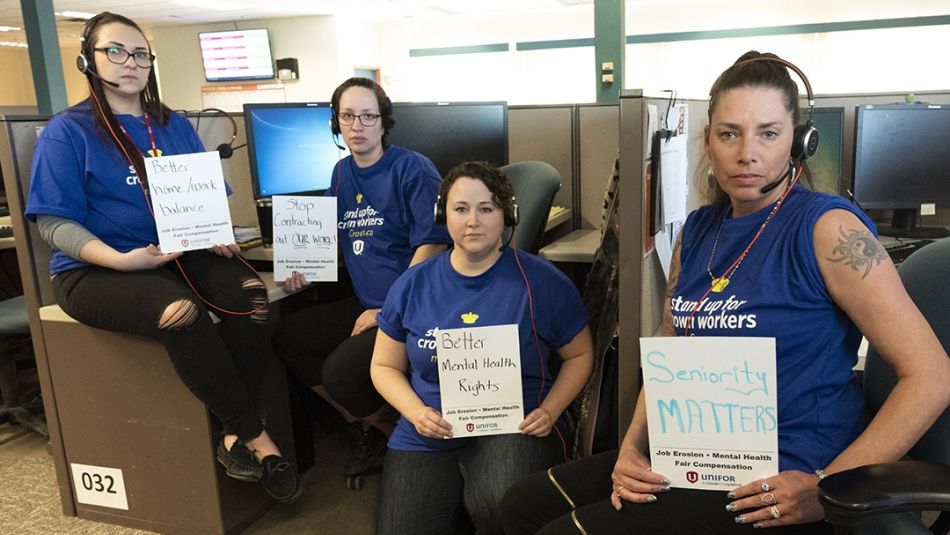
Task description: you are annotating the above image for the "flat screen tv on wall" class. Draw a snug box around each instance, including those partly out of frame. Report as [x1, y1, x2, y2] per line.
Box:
[199, 28, 274, 82]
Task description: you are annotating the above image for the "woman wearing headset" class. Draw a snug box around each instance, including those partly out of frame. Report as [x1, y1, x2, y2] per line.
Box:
[26, 12, 300, 503]
[273, 77, 449, 475]
[500, 51, 950, 534]
[370, 161, 594, 535]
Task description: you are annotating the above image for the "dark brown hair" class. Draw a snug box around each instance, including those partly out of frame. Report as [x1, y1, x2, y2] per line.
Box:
[439, 161, 516, 223]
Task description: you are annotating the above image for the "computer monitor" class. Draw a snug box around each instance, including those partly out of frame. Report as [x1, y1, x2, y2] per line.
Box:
[852, 103, 950, 238]
[804, 107, 844, 196]
[243, 102, 342, 199]
[388, 102, 508, 177]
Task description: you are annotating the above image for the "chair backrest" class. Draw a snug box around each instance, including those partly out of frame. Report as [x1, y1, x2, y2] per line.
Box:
[864, 238, 950, 464]
[501, 161, 561, 255]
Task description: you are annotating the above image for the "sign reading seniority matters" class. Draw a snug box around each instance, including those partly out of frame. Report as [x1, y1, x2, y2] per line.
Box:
[640, 337, 778, 491]
[146, 151, 235, 253]
[271, 195, 337, 281]
[437, 324, 524, 438]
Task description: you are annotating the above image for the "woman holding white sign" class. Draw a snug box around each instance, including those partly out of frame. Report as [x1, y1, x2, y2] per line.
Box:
[26, 12, 300, 503]
[501, 51, 950, 534]
[370, 161, 594, 534]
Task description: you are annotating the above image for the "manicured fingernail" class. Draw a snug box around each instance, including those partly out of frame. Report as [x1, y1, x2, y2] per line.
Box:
[661, 485, 671, 492]
[725, 503, 737, 512]
[735, 515, 747, 524]
[661, 478, 671, 485]
[727, 491, 736, 499]
[753, 523, 763, 528]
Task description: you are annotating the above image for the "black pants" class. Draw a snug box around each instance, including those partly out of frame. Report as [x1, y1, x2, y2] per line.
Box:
[273, 294, 383, 418]
[501, 450, 834, 535]
[52, 251, 271, 441]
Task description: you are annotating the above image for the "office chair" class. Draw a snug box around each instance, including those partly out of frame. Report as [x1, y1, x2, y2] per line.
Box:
[817, 238, 950, 535]
[0, 294, 46, 436]
[501, 161, 561, 255]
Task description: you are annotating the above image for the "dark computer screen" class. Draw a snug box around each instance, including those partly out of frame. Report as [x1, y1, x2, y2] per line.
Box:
[804, 107, 844, 196]
[243, 102, 342, 199]
[388, 102, 508, 177]
[852, 103, 950, 238]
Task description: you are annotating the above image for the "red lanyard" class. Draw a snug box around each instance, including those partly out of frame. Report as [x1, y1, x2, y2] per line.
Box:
[119, 113, 161, 157]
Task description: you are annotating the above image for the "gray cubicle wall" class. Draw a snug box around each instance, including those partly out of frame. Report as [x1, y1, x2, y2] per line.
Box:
[616, 91, 709, 432]
[509, 104, 619, 234]
[186, 111, 257, 227]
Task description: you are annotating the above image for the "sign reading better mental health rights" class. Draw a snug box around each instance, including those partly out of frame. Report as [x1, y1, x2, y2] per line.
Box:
[437, 324, 524, 438]
[640, 337, 778, 491]
[271, 195, 337, 281]
[146, 151, 234, 253]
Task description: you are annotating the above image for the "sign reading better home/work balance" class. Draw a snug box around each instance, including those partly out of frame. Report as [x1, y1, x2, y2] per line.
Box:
[640, 337, 778, 491]
[437, 324, 524, 438]
[271, 195, 338, 281]
[146, 151, 235, 253]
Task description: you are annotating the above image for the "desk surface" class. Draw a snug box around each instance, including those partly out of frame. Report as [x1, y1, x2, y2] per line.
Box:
[539, 228, 600, 263]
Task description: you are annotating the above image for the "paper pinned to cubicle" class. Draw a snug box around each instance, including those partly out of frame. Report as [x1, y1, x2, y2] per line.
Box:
[659, 134, 688, 226]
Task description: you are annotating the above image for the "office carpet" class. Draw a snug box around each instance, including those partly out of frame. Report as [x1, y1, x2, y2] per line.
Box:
[0, 424, 378, 534]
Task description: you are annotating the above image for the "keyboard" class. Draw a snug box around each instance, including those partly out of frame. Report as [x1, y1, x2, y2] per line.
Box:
[885, 239, 934, 266]
[0, 226, 11, 238]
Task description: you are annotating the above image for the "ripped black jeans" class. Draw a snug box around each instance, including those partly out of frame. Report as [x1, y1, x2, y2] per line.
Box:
[52, 250, 272, 441]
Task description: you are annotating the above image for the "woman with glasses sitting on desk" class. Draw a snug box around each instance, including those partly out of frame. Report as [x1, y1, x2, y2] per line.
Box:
[273, 77, 449, 478]
[25, 11, 300, 503]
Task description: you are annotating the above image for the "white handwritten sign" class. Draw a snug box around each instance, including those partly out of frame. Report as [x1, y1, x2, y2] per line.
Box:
[272, 195, 338, 281]
[146, 151, 235, 253]
[640, 337, 778, 491]
[437, 324, 524, 438]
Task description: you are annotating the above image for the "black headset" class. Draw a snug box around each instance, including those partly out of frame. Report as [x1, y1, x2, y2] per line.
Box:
[75, 15, 101, 76]
[733, 55, 820, 163]
[434, 194, 519, 227]
[194, 108, 240, 159]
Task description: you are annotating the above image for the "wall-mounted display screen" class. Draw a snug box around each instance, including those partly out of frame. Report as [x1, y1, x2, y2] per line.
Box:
[199, 28, 274, 82]
[244, 102, 342, 199]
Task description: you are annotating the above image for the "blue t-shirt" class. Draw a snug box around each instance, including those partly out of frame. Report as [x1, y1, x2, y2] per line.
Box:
[377, 248, 589, 452]
[671, 184, 872, 472]
[327, 145, 450, 308]
[26, 102, 207, 274]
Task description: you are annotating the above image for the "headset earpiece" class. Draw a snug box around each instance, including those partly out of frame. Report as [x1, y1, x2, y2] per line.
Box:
[330, 105, 340, 136]
[434, 195, 446, 225]
[506, 200, 519, 227]
[76, 53, 91, 74]
[791, 121, 819, 162]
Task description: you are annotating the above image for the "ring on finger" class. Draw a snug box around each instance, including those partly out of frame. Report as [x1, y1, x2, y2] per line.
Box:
[769, 505, 781, 519]
[760, 480, 771, 492]
[615, 486, 625, 496]
[760, 492, 776, 505]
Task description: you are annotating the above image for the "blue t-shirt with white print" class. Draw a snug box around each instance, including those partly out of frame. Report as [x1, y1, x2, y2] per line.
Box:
[377, 248, 589, 452]
[671, 184, 874, 473]
[26, 102, 207, 274]
[327, 145, 449, 308]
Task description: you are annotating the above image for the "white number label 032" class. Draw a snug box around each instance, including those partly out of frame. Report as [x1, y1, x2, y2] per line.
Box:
[70, 463, 129, 510]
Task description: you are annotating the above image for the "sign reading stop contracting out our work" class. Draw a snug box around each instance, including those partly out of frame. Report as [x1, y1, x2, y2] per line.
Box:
[640, 337, 778, 491]
[437, 324, 524, 438]
[271, 195, 338, 281]
[146, 151, 234, 253]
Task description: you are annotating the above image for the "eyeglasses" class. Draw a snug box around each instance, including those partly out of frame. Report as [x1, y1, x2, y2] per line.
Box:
[337, 112, 381, 127]
[94, 46, 155, 68]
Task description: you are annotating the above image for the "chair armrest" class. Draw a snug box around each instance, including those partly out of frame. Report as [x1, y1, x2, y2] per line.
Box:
[817, 461, 950, 526]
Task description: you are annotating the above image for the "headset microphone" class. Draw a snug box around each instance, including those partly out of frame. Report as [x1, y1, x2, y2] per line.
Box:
[77, 55, 120, 88]
[759, 163, 795, 194]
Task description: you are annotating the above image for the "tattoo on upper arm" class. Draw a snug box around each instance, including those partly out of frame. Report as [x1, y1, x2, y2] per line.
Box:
[826, 226, 888, 278]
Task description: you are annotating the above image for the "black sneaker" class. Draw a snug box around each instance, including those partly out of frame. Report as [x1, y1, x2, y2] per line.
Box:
[216, 438, 264, 482]
[345, 427, 387, 475]
[261, 455, 302, 503]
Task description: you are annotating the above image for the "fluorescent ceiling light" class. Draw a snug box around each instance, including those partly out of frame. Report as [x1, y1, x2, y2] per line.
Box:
[174, 0, 252, 10]
[0, 26, 22, 32]
[55, 11, 95, 19]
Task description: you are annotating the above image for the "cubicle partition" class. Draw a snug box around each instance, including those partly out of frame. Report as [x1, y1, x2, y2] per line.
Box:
[616, 91, 709, 432]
